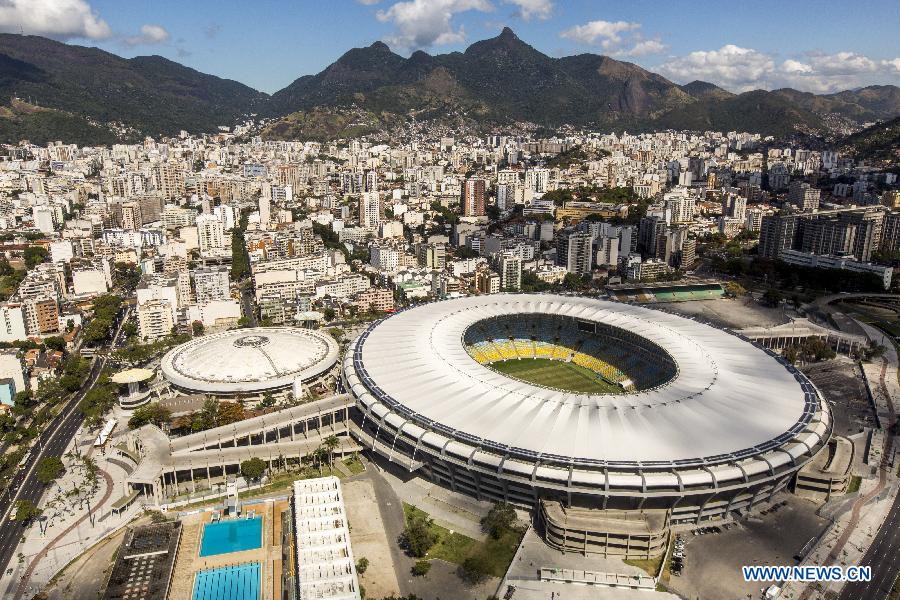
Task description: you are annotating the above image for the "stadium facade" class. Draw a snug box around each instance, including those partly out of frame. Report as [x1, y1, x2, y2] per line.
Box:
[342, 294, 832, 556]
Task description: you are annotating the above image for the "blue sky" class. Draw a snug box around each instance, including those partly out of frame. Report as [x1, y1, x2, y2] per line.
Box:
[5, 0, 900, 94]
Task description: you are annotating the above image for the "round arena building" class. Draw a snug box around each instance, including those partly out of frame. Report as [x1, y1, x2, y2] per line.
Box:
[161, 327, 339, 396]
[343, 294, 831, 555]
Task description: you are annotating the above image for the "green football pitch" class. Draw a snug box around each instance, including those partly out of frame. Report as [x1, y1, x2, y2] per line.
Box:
[488, 358, 621, 394]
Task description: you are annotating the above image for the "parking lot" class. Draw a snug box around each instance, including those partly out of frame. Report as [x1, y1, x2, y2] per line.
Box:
[666, 495, 829, 600]
[803, 358, 876, 437]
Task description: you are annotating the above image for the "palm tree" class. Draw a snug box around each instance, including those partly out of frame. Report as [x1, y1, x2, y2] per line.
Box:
[323, 435, 340, 470]
[311, 446, 328, 475]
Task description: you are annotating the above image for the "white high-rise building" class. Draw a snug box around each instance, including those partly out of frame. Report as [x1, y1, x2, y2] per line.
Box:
[524, 169, 550, 194]
[370, 245, 399, 272]
[137, 273, 180, 323]
[193, 266, 231, 304]
[665, 189, 696, 224]
[196, 214, 225, 253]
[596, 235, 620, 267]
[33, 206, 55, 234]
[49, 240, 74, 264]
[259, 194, 271, 230]
[499, 253, 522, 291]
[137, 299, 175, 341]
[0, 303, 27, 342]
[359, 192, 381, 229]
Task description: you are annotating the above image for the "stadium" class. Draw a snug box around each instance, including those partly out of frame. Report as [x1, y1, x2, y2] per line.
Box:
[343, 294, 832, 557]
[160, 327, 339, 397]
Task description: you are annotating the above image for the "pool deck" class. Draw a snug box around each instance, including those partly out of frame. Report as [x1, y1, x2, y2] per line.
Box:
[169, 500, 291, 600]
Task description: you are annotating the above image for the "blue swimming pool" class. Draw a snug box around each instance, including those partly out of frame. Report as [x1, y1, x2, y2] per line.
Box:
[199, 516, 262, 557]
[193, 562, 260, 600]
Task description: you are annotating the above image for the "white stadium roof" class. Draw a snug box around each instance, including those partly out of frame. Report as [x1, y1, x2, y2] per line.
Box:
[352, 294, 816, 465]
[161, 327, 338, 393]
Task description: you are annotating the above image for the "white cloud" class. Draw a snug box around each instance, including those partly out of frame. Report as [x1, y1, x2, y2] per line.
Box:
[621, 38, 668, 57]
[658, 45, 775, 92]
[782, 59, 813, 74]
[504, 0, 552, 21]
[376, 0, 492, 50]
[657, 45, 900, 93]
[0, 0, 111, 40]
[560, 20, 640, 49]
[124, 24, 170, 46]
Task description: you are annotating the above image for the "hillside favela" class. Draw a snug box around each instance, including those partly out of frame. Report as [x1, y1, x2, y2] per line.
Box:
[0, 1, 897, 600]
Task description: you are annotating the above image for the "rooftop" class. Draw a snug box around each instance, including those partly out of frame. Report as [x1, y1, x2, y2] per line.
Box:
[160, 327, 338, 393]
[351, 294, 817, 465]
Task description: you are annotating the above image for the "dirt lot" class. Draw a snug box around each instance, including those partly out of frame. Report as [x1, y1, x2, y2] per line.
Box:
[658, 297, 790, 329]
[343, 478, 402, 599]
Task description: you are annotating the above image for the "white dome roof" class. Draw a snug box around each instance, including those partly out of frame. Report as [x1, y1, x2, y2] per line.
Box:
[350, 294, 817, 465]
[161, 327, 339, 393]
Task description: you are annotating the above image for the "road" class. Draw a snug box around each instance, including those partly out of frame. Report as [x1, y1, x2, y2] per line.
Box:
[837, 486, 900, 600]
[240, 282, 258, 327]
[0, 307, 129, 586]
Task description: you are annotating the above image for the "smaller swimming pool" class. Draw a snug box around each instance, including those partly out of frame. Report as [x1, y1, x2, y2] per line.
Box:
[199, 516, 262, 557]
[193, 562, 260, 600]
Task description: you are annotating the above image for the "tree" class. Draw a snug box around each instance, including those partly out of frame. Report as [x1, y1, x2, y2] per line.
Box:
[113, 262, 142, 291]
[24, 246, 49, 269]
[44, 336, 66, 352]
[783, 344, 799, 364]
[459, 555, 490, 584]
[59, 374, 82, 393]
[322, 435, 340, 468]
[240, 458, 266, 481]
[411, 560, 431, 577]
[723, 281, 747, 297]
[128, 403, 172, 429]
[761, 288, 783, 308]
[191, 399, 220, 431]
[399, 511, 437, 558]
[36, 456, 64, 484]
[217, 401, 245, 426]
[14, 499, 41, 523]
[322, 307, 336, 321]
[481, 502, 517, 539]
[311, 446, 328, 475]
[356, 557, 369, 575]
[257, 392, 277, 409]
[191, 320, 205, 336]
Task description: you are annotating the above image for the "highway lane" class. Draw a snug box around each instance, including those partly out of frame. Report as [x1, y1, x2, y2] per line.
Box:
[0, 307, 130, 587]
[837, 485, 900, 600]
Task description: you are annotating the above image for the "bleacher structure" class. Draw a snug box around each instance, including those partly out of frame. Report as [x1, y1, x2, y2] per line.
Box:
[291, 476, 361, 600]
[463, 314, 677, 392]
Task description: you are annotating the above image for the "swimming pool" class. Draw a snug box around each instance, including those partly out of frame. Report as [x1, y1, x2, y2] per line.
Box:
[199, 516, 263, 557]
[193, 562, 260, 600]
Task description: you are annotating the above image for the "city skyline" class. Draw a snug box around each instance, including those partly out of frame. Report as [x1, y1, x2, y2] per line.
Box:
[3, 0, 899, 94]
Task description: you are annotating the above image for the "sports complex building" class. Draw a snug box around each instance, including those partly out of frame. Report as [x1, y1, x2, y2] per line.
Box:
[342, 294, 833, 557]
[160, 327, 339, 398]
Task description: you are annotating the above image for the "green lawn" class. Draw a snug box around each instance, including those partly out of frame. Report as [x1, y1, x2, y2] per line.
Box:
[403, 503, 524, 577]
[847, 475, 862, 494]
[489, 358, 621, 394]
[342, 455, 366, 475]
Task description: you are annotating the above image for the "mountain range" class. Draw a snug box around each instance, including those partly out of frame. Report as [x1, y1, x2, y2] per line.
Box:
[0, 29, 899, 145]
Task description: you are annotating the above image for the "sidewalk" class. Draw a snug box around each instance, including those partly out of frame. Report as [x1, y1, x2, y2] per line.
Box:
[787, 318, 898, 600]
[0, 420, 144, 599]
